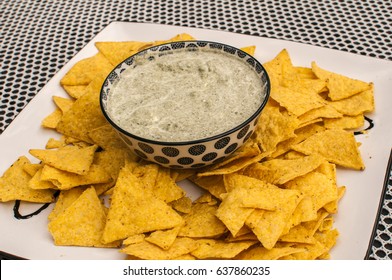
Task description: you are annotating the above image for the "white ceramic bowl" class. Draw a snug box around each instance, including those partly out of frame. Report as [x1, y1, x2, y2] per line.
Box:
[100, 41, 270, 169]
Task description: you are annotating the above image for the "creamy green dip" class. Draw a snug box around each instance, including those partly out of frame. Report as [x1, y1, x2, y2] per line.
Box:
[107, 49, 264, 142]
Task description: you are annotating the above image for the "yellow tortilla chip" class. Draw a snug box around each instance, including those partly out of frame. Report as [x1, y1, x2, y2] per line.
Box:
[327, 85, 375, 116]
[270, 123, 326, 158]
[40, 164, 112, 190]
[263, 49, 293, 87]
[56, 75, 109, 143]
[60, 52, 114, 86]
[196, 152, 268, 177]
[145, 226, 182, 250]
[190, 175, 226, 199]
[53, 96, 74, 113]
[244, 154, 325, 185]
[191, 239, 257, 259]
[95, 41, 153, 66]
[169, 196, 193, 214]
[62, 85, 87, 99]
[41, 108, 62, 129]
[152, 167, 185, 203]
[48, 187, 119, 247]
[178, 203, 226, 238]
[245, 192, 303, 249]
[122, 234, 145, 245]
[236, 244, 306, 260]
[270, 84, 326, 116]
[253, 103, 299, 152]
[240, 45, 256, 56]
[298, 104, 342, 126]
[291, 129, 365, 170]
[285, 171, 338, 211]
[29, 144, 98, 175]
[324, 114, 365, 130]
[0, 157, 55, 203]
[311, 61, 372, 100]
[45, 137, 66, 149]
[48, 187, 87, 221]
[101, 164, 183, 243]
[88, 124, 128, 150]
[22, 163, 42, 177]
[28, 168, 58, 190]
[121, 237, 197, 260]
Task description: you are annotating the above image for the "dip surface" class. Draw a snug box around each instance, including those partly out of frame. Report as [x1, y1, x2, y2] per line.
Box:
[107, 49, 264, 142]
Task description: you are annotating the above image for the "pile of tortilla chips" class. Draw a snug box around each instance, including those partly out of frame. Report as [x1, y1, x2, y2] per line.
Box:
[0, 34, 374, 260]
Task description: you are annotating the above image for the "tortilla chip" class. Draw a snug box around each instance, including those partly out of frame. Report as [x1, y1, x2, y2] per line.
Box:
[53, 96, 74, 113]
[190, 175, 227, 199]
[270, 85, 326, 116]
[240, 45, 256, 56]
[101, 164, 183, 243]
[236, 244, 306, 260]
[145, 226, 182, 250]
[28, 168, 58, 190]
[178, 203, 226, 238]
[253, 103, 299, 152]
[122, 234, 145, 245]
[40, 164, 112, 190]
[291, 129, 365, 170]
[48, 187, 87, 221]
[41, 108, 62, 129]
[245, 192, 303, 249]
[285, 171, 338, 211]
[88, 124, 128, 150]
[169, 196, 193, 214]
[244, 154, 325, 185]
[29, 144, 98, 175]
[121, 237, 197, 260]
[191, 239, 257, 259]
[263, 49, 293, 87]
[311, 62, 372, 100]
[152, 167, 185, 203]
[0, 156, 55, 203]
[56, 77, 109, 143]
[62, 85, 87, 99]
[95, 41, 153, 66]
[327, 85, 375, 116]
[324, 114, 365, 130]
[48, 187, 119, 247]
[60, 52, 114, 86]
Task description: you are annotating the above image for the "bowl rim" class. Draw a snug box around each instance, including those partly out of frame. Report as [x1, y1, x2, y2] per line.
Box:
[100, 40, 271, 146]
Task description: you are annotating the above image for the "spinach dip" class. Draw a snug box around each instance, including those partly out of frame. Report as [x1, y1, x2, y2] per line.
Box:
[107, 49, 264, 142]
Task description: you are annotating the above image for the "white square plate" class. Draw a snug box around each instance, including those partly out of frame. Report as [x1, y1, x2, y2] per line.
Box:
[1, 22, 391, 260]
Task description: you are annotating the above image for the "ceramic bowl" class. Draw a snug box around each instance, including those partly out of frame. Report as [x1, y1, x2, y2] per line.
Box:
[100, 40, 270, 169]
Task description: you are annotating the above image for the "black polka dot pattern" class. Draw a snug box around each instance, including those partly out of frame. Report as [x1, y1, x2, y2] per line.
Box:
[188, 145, 206, 156]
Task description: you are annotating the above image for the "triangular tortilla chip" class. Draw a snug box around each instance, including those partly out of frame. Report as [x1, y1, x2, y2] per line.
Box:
[56, 74, 109, 143]
[311, 62, 372, 101]
[244, 154, 325, 185]
[29, 145, 98, 175]
[191, 239, 257, 259]
[291, 129, 365, 170]
[0, 156, 55, 203]
[60, 52, 114, 86]
[40, 164, 112, 190]
[121, 237, 197, 260]
[101, 164, 183, 243]
[48, 187, 119, 247]
[178, 203, 226, 238]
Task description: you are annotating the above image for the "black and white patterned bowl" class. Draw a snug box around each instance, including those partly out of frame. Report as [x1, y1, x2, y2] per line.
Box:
[100, 41, 270, 169]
